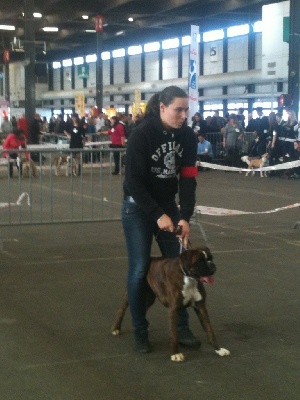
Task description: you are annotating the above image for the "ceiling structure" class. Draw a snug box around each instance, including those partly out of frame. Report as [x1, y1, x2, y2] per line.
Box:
[0, 0, 282, 63]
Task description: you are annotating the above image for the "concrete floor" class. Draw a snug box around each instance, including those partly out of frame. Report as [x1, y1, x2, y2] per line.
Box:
[1, 170, 300, 400]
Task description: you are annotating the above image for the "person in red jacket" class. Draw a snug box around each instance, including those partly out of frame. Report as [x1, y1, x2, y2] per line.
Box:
[3, 129, 28, 177]
[107, 116, 125, 175]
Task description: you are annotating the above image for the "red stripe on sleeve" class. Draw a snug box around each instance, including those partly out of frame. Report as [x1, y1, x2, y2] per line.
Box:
[180, 166, 198, 178]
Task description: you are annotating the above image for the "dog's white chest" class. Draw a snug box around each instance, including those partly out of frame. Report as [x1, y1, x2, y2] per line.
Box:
[181, 276, 202, 305]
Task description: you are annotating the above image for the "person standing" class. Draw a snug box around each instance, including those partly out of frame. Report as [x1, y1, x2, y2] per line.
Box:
[107, 116, 126, 175]
[64, 113, 86, 175]
[254, 107, 269, 156]
[0, 115, 13, 142]
[122, 85, 199, 353]
[223, 113, 244, 166]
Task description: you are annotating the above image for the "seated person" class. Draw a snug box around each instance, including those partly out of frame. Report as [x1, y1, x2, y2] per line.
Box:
[197, 133, 213, 170]
[2, 128, 28, 177]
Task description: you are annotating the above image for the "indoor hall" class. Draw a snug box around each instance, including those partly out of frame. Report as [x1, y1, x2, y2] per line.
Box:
[1, 169, 300, 399]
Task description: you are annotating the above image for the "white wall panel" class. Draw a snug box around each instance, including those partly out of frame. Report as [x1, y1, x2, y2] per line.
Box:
[182, 46, 190, 77]
[145, 52, 159, 81]
[255, 33, 262, 69]
[63, 67, 72, 90]
[113, 58, 125, 84]
[86, 63, 96, 87]
[53, 69, 61, 91]
[162, 48, 178, 80]
[103, 60, 110, 85]
[227, 85, 247, 95]
[203, 87, 223, 96]
[228, 36, 248, 72]
[129, 55, 141, 83]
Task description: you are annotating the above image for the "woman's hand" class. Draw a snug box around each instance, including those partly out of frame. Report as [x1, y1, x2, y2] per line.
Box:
[177, 219, 190, 248]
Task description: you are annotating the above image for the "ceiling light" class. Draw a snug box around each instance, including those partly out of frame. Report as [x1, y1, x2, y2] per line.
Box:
[128, 17, 133, 22]
[43, 27, 59, 32]
[116, 31, 124, 36]
[85, 29, 96, 33]
[82, 15, 89, 20]
[33, 13, 42, 18]
[0, 25, 15, 30]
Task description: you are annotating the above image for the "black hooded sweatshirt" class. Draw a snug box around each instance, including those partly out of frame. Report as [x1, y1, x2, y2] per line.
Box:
[123, 116, 198, 222]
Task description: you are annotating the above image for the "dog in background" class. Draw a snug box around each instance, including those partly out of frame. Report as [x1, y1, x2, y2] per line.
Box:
[111, 247, 230, 362]
[53, 155, 78, 176]
[241, 153, 269, 177]
[22, 158, 37, 178]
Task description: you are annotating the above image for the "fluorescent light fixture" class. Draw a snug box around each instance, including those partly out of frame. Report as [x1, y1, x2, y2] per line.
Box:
[128, 17, 134, 22]
[101, 51, 111, 60]
[85, 29, 96, 33]
[128, 45, 142, 56]
[203, 29, 224, 42]
[162, 38, 179, 50]
[43, 27, 59, 32]
[86, 54, 97, 63]
[0, 25, 15, 30]
[74, 57, 84, 65]
[52, 62, 61, 69]
[82, 15, 89, 20]
[144, 42, 160, 53]
[62, 59, 72, 67]
[116, 31, 124, 36]
[253, 21, 262, 33]
[227, 24, 249, 38]
[33, 13, 42, 18]
[112, 48, 125, 58]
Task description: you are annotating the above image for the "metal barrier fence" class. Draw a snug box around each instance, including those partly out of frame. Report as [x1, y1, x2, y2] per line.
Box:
[204, 131, 255, 162]
[0, 131, 256, 227]
[0, 148, 126, 226]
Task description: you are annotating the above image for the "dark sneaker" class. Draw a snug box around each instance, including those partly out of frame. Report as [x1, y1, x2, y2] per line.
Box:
[178, 327, 201, 348]
[134, 331, 151, 353]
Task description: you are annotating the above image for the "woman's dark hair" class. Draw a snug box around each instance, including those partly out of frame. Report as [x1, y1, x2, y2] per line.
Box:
[144, 85, 187, 118]
[15, 128, 24, 136]
[110, 116, 119, 124]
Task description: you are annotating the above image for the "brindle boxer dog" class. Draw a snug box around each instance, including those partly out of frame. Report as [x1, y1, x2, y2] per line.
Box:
[111, 246, 230, 362]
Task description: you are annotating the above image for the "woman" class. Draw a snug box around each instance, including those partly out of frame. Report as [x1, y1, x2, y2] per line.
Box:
[282, 110, 298, 156]
[223, 113, 244, 166]
[64, 113, 86, 175]
[122, 86, 199, 353]
[107, 116, 125, 175]
[3, 128, 27, 177]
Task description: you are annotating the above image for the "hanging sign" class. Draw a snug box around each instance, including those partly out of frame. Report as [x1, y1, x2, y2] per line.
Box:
[188, 25, 199, 123]
[3, 49, 10, 63]
[95, 16, 104, 32]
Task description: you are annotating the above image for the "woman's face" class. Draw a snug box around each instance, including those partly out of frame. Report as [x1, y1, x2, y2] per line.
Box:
[160, 97, 188, 130]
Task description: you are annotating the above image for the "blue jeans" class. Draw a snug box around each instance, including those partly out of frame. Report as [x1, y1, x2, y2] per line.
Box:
[122, 199, 189, 334]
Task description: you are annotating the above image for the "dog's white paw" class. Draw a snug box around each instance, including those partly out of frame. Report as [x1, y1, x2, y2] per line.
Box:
[111, 329, 120, 336]
[215, 348, 230, 357]
[171, 353, 185, 362]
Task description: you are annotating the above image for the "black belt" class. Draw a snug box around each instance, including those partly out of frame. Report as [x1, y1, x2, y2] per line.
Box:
[124, 195, 136, 203]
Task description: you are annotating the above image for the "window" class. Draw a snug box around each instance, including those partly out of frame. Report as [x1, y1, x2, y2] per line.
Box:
[162, 38, 179, 50]
[203, 29, 224, 43]
[253, 21, 262, 33]
[101, 52, 110, 61]
[62, 59, 72, 67]
[144, 42, 160, 53]
[128, 45, 142, 56]
[227, 24, 249, 38]
[52, 62, 61, 69]
[86, 54, 97, 63]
